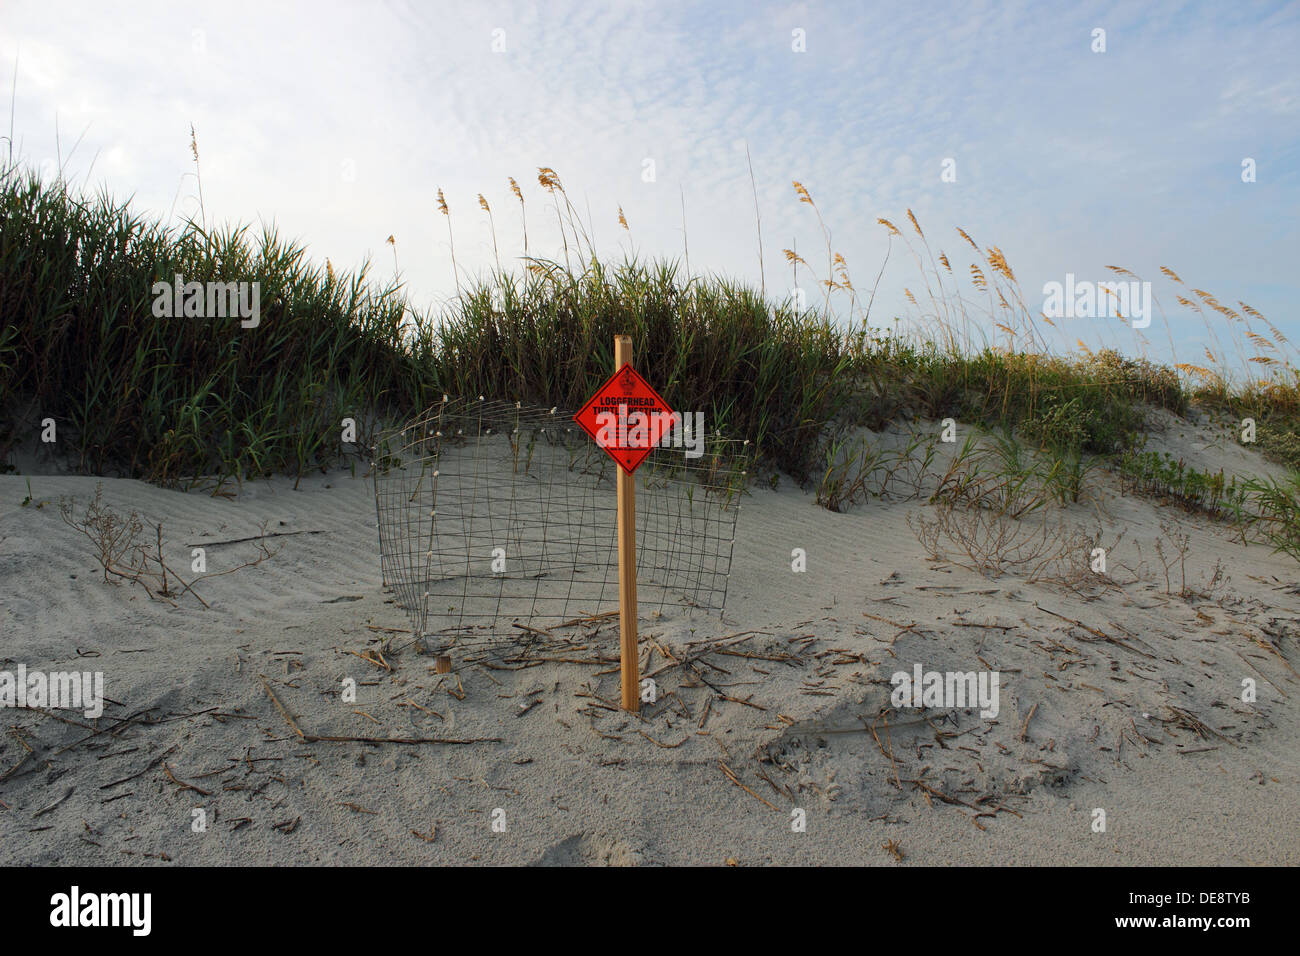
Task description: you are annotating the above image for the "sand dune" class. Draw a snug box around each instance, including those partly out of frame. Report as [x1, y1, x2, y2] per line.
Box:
[1, 418, 1297, 865]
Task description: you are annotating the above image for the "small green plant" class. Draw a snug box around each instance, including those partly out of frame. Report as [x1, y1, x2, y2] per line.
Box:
[1019, 387, 1142, 456]
[1020, 397, 1090, 452]
[1118, 449, 1247, 520]
[815, 435, 881, 511]
[1241, 473, 1300, 562]
[930, 431, 1055, 518]
[1256, 423, 1300, 471]
[1041, 448, 1095, 506]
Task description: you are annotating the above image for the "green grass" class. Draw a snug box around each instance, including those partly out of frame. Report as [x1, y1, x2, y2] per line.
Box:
[435, 257, 857, 479]
[1117, 449, 1249, 521]
[0, 161, 426, 489]
[3, 153, 1299, 563]
[1241, 472, 1300, 562]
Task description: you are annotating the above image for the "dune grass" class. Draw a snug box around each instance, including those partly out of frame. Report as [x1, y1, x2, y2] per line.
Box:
[0, 161, 427, 488]
[2, 153, 1298, 537]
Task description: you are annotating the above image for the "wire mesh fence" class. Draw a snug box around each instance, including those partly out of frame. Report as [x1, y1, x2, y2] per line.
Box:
[372, 396, 749, 653]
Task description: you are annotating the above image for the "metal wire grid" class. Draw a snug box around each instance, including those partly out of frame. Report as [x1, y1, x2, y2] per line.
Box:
[372, 397, 747, 651]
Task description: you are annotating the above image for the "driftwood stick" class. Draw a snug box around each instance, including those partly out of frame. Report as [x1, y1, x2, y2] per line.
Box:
[101, 745, 178, 790]
[260, 676, 306, 739]
[718, 760, 779, 811]
[1019, 702, 1039, 742]
[185, 530, 325, 549]
[1236, 650, 1288, 699]
[163, 763, 212, 796]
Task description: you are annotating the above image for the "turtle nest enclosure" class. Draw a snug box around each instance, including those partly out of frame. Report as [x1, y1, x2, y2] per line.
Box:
[372, 397, 749, 653]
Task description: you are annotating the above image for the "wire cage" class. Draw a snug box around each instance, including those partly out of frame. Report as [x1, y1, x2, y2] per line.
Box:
[372, 396, 749, 653]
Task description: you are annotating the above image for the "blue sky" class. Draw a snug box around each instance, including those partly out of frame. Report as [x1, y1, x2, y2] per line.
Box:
[4, 0, 1297, 371]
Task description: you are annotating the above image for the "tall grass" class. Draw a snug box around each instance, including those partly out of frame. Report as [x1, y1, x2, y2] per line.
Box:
[435, 257, 856, 478]
[0, 160, 427, 489]
[3, 153, 1298, 506]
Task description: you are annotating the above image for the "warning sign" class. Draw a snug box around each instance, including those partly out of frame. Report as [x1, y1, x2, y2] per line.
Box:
[573, 364, 676, 474]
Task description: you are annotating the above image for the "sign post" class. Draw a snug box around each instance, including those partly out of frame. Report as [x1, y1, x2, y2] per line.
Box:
[613, 336, 639, 713]
[573, 336, 675, 713]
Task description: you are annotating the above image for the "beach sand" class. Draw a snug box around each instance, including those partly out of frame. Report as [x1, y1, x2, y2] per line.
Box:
[1, 414, 1297, 866]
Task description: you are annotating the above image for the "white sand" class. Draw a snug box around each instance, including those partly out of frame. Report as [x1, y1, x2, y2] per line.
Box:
[1, 418, 1297, 865]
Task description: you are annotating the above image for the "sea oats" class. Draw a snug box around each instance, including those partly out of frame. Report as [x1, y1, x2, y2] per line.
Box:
[987, 246, 1015, 282]
[508, 177, 528, 256]
[834, 253, 855, 289]
[435, 189, 459, 295]
[1176, 363, 1213, 381]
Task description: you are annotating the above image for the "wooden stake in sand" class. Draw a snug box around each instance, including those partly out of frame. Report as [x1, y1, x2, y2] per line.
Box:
[577, 335, 681, 712]
[614, 335, 640, 713]
[573, 335, 676, 713]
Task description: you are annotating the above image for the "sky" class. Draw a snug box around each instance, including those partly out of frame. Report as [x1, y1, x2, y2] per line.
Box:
[4, 0, 1298, 371]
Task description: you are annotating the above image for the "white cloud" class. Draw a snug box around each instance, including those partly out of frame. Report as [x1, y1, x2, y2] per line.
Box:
[2, 0, 1296, 363]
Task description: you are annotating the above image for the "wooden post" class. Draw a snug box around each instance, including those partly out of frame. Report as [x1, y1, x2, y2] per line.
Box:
[614, 335, 640, 713]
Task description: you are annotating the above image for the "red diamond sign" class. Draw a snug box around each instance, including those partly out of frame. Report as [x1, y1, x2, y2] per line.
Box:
[573, 364, 675, 474]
